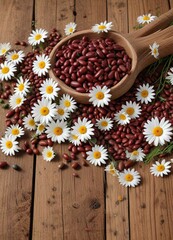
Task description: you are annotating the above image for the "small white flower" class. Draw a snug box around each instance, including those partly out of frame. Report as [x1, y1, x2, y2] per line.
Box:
[150, 159, 171, 177]
[86, 144, 108, 166]
[92, 21, 113, 33]
[64, 22, 77, 36]
[23, 114, 36, 131]
[28, 28, 48, 46]
[69, 132, 81, 146]
[31, 98, 57, 124]
[39, 78, 60, 100]
[5, 124, 24, 139]
[166, 67, 173, 85]
[32, 54, 51, 76]
[143, 117, 173, 146]
[118, 168, 141, 187]
[59, 94, 77, 112]
[137, 14, 157, 24]
[36, 123, 46, 135]
[105, 162, 119, 176]
[0, 61, 16, 81]
[6, 50, 25, 64]
[149, 42, 159, 59]
[14, 77, 30, 96]
[9, 93, 25, 109]
[121, 101, 141, 119]
[136, 83, 155, 104]
[0, 43, 11, 56]
[126, 148, 146, 162]
[55, 105, 70, 121]
[89, 86, 111, 107]
[42, 146, 55, 162]
[114, 110, 130, 125]
[0, 135, 20, 156]
[96, 117, 113, 131]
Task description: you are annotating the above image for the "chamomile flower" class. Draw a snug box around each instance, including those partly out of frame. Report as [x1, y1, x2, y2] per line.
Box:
[36, 123, 46, 135]
[31, 98, 57, 124]
[86, 144, 108, 166]
[150, 159, 171, 177]
[45, 120, 70, 143]
[126, 148, 146, 162]
[137, 14, 157, 24]
[0, 61, 16, 81]
[9, 93, 25, 109]
[32, 54, 51, 76]
[28, 28, 48, 46]
[71, 117, 94, 142]
[121, 101, 141, 119]
[39, 78, 60, 100]
[23, 114, 36, 131]
[166, 67, 173, 85]
[5, 124, 24, 139]
[6, 50, 25, 64]
[59, 94, 77, 112]
[143, 117, 173, 146]
[42, 146, 55, 162]
[14, 77, 30, 96]
[96, 117, 113, 131]
[0, 43, 11, 56]
[55, 105, 70, 121]
[69, 132, 81, 146]
[118, 168, 141, 187]
[105, 162, 119, 176]
[0, 135, 20, 156]
[64, 22, 77, 36]
[149, 42, 159, 59]
[114, 110, 130, 125]
[136, 83, 155, 104]
[89, 86, 111, 107]
[92, 21, 113, 33]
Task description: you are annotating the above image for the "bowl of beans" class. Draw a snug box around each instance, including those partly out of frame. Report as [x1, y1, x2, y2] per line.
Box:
[49, 30, 135, 104]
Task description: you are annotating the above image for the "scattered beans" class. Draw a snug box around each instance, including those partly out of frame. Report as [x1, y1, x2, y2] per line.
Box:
[12, 164, 21, 171]
[0, 161, 9, 169]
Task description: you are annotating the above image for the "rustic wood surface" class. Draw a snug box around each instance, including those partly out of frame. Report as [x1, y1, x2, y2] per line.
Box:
[0, 0, 173, 240]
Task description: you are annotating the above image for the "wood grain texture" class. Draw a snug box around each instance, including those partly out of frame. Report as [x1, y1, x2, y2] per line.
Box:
[0, 1, 34, 239]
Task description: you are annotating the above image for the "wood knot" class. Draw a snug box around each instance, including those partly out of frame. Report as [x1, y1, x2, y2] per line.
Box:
[89, 199, 101, 209]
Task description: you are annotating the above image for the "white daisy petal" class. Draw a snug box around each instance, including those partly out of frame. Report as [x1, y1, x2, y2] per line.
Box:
[6, 50, 25, 64]
[96, 117, 113, 131]
[9, 93, 25, 109]
[5, 124, 24, 139]
[166, 67, 173, 85]
[89, 86, 111, 107]
[105, 162, 119, 176]
[0, 43, 11, 56]
[39, 78, 60, 100]
[118, 168, 141, 187]
[137, 14, 157, 24]
[36, 123, 46, 135]
[0, 135, 20, 156]
[126, 148, 145, 162]
[42, 146, 55, 161]
[150, 160, 171, 177]
[0, 61, 16, 81]
[54, 104, 70, 121]
[64, 22, 77, 36]
[136, 83, 155, 104]
[149, 42, 159, 59]
[69, 131, 81, 146]
[92, 21, 113, 33]
[59, 94, 77, 112]
[114, 110, 130, 125]
[121, 101, 141, 119]
[23, 114, 36, 131]
[28, 28, 48, 46]
[86, 144, 108, 166]
[14, 76, 30, 96]
[33, 54, 51, 76]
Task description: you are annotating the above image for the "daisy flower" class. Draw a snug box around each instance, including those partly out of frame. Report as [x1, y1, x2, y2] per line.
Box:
[149, 42, 159, 59]
[71, 117, 94, 142]
[14, 77, 30, 96]
[114, 110, 130, 125]
[42, 146, 55, 162]
[28, 28, 48, 46]
[0, 61, 16, 81]
[36, 123, 46, 135]
[32, 54, 51, 76]
[6, 50, 25, 64]
[64, 22, 77, 36]
[55, 105, 70, 121]
[0, 43, 11, 56]
[89, 86, 111, 107]
[69, 132, 81, 146]
[136, 83, 155, 104]
[96, 117, 113, 131]
[105, 162, 119, 176]
[121, 101, 141, 119]
[9, 93, 25, 109]
[86, 144, 108, 166]
[23, 114, 36, 131]
[118, 168, 141, 187]
[150, 159, 171, 177]
[39, 78, 60, 100]
[137, 14, 157, 24]
[166, 67, 173, 85]
[59, 94, 77, 112]
[143, 117, 173, 146]
[45, 120, 70, 143]
[0, 135, 20, 156]
[31, 98, 57, 124]
[126, 148, 146, 162]
[92, 21, 113, 33]
[5, 124, 24, 139]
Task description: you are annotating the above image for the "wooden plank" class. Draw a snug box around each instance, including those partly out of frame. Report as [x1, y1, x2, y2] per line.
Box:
[128, 1, 173, 240]
[0, 0, 34, 239]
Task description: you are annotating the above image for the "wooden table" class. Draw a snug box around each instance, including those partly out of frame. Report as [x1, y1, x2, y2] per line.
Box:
[0, 0, 173, 239]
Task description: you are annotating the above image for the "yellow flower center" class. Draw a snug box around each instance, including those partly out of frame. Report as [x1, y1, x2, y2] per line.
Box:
[132, 150, 139, 156]
[6, 140, 13, 149]
[38, 61, 46, 69]
[38, 124, 45, 131]
[46, 86, 53, 94]
[125, 173, 134, 182]
[101, 121, 108, 127]
[69, 28, 74, 33]
[109, 165, 116, 174]
[1, 49, 7, 54]
[93, 151, 101, 159]
[2, 66, 9, 74]
[141, 90, 148, 98]
[64, 100, 71, 107]
[35, 34, 42, 40]
[46, 151, 53, 158]
[57, 108, 64, 115]
[156, 164, 165, 172]
[153, 48, 158, 55]
[143, 15, 150, 21]
[11, 128, 19, 135]
[96, 91, 104, 100]
[16, 98, 22, 105]
[28, 119, 35, 126]
[72, 134, 78, 140]
[126, 107, 134, 116]
[18, 83, 24, 91]
[98, 25, 106, 30]
[40, 106, 49, 116]
[78, 126, 87, 134]
[53, 127, 63, 136]
[11, 53, 19, 60]
[152, 126, 163, 137]
[119, 114, 126, 120]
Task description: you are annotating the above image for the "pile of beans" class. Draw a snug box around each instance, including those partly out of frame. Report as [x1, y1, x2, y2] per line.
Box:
[53, 36, 132, 93]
